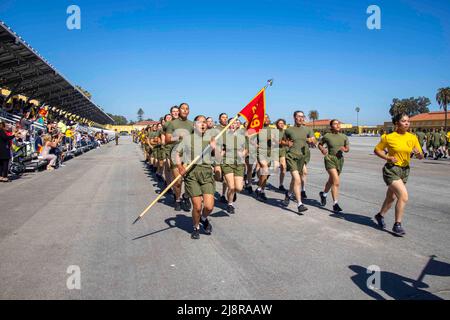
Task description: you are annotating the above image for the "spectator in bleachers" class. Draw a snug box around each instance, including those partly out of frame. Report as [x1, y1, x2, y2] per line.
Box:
[0, 121, 20, 182]
[35, 129, 44, 154]
[41, 134, 60, 171]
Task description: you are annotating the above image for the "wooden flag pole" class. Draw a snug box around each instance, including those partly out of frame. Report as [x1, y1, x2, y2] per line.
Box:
[132, 78, 273, 225]
[132, 115, 239, 224]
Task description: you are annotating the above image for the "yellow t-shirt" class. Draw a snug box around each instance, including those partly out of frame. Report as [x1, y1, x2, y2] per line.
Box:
[447, 132, 450, 143]
[375, 132, 422, 167]
[314, 132, 321, 140]
[65, 129, 73, 138]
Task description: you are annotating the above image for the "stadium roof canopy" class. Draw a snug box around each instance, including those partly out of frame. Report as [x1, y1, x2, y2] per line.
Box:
[0, 21, 114, 125]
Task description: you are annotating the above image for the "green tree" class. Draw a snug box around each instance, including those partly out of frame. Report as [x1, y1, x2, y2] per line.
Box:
[137, 108, 144, 122]
[107, 113, 129, 125]
[355, 107, 360, 127]
[436, 87, 450, 133]
[389, 97, 430, 117]
[308, 110, 319, 129]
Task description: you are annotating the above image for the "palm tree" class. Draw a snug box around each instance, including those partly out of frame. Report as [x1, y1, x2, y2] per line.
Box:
[436, 87, 450, 133]
[308, 110, 319, 129]
[355, 107, 360, 128]
[137, 108, 144, 122]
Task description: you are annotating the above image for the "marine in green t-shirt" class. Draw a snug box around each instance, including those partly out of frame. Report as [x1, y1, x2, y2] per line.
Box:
[318, 120, 350, 213]
[165, 103, 194, 209]
[415, 129, 426, 152]
[175, 115, 215, 240]
[280, 111, 316, 213]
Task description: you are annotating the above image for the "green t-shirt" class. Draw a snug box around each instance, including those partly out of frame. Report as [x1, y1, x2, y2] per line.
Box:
[176, 132, 214, 168]
[278, 128, 285, 147]
[166, 118, 194, 150]
[223, 129, 247, 164]
[214, 124, 228, 148]
[415, 131, 425, 146]
[257, 125, 273, 152]
[433, 132, 441, 145]
[320, 132, 349, 157]
[283, 125, 314, 155]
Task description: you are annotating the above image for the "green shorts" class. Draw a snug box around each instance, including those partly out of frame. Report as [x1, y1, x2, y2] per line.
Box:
[324, 154, 344, 175]
[382, 164, 410, 186]
[304, 148, 311, 164]
[221, 164, 245, 177]
[279, 147, 286, 158]
[184, 166, 216, 197]
[286, 151, 305, 173]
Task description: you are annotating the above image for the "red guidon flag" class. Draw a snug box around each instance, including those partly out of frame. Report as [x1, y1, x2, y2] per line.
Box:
[238, 88, 266, 135]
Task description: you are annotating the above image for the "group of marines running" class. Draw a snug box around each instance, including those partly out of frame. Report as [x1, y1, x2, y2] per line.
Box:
[133, 104, 442, 239]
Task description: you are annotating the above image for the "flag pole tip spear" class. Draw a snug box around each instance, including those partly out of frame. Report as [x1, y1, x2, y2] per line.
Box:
[265, 79, 274, 88]
[132, 216, 141, 225]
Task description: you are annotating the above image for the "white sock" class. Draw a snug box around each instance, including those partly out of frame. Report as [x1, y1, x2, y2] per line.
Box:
[323, 192, 328, 197]
[334, 200, 338, 205]
[256, 187, 262, 192]
[228, 202, 234, 206]
[298, 201, 303, 206]
[201, 216, 207, 222]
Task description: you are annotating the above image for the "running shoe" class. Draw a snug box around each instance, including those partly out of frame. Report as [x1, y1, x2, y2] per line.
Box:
[259, 192, 268, 202]
[374, 213, 386, 229]
[298, 204, 308, 213]
[191, 228, 200, 240]
[174, 201, 182, 211]
[333, 203, 343, 213]
[392, 223, 406, 236]
[301, 191, 308, 199]
[201, 218, 212, 234]
[226, 204, 235, 214]
[319, 192, 327, 206]
[181, 193, 191, 212]
[282, 191, 290, 207]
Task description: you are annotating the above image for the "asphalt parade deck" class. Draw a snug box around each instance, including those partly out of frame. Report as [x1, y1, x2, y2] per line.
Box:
[0, 136, 449, 299]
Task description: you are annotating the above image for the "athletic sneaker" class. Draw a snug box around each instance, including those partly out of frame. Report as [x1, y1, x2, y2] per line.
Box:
[301, 191, 307, 199]
[333, 203, 343, 212]
[191, 228, 200, 240]
[282, 191, 290, 207]
[174, 201, 182, 211]
[260, 192, 268, 202]
[226, 204, 235, 214]
[181, 193, 191, 212]
[298, 204, 308, 213]
[256, 190, 267, 202]
[392, 223, 406, 236]
[279, 185, 286, 192]
[319, 192, 327, 206]
[201, 218, 212, 234]
[374, 213, 386, 229]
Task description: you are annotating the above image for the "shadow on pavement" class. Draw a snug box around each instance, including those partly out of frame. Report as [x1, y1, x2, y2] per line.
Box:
[349, 263, 447, 300]
[132, 214, 193, 240]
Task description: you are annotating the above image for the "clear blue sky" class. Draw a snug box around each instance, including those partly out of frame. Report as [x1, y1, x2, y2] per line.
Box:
[1, 0, 449, 125]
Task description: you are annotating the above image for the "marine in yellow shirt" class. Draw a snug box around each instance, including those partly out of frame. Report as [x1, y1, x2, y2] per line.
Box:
[375, 131, 422, 167]
[373, 113, 424, 237]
